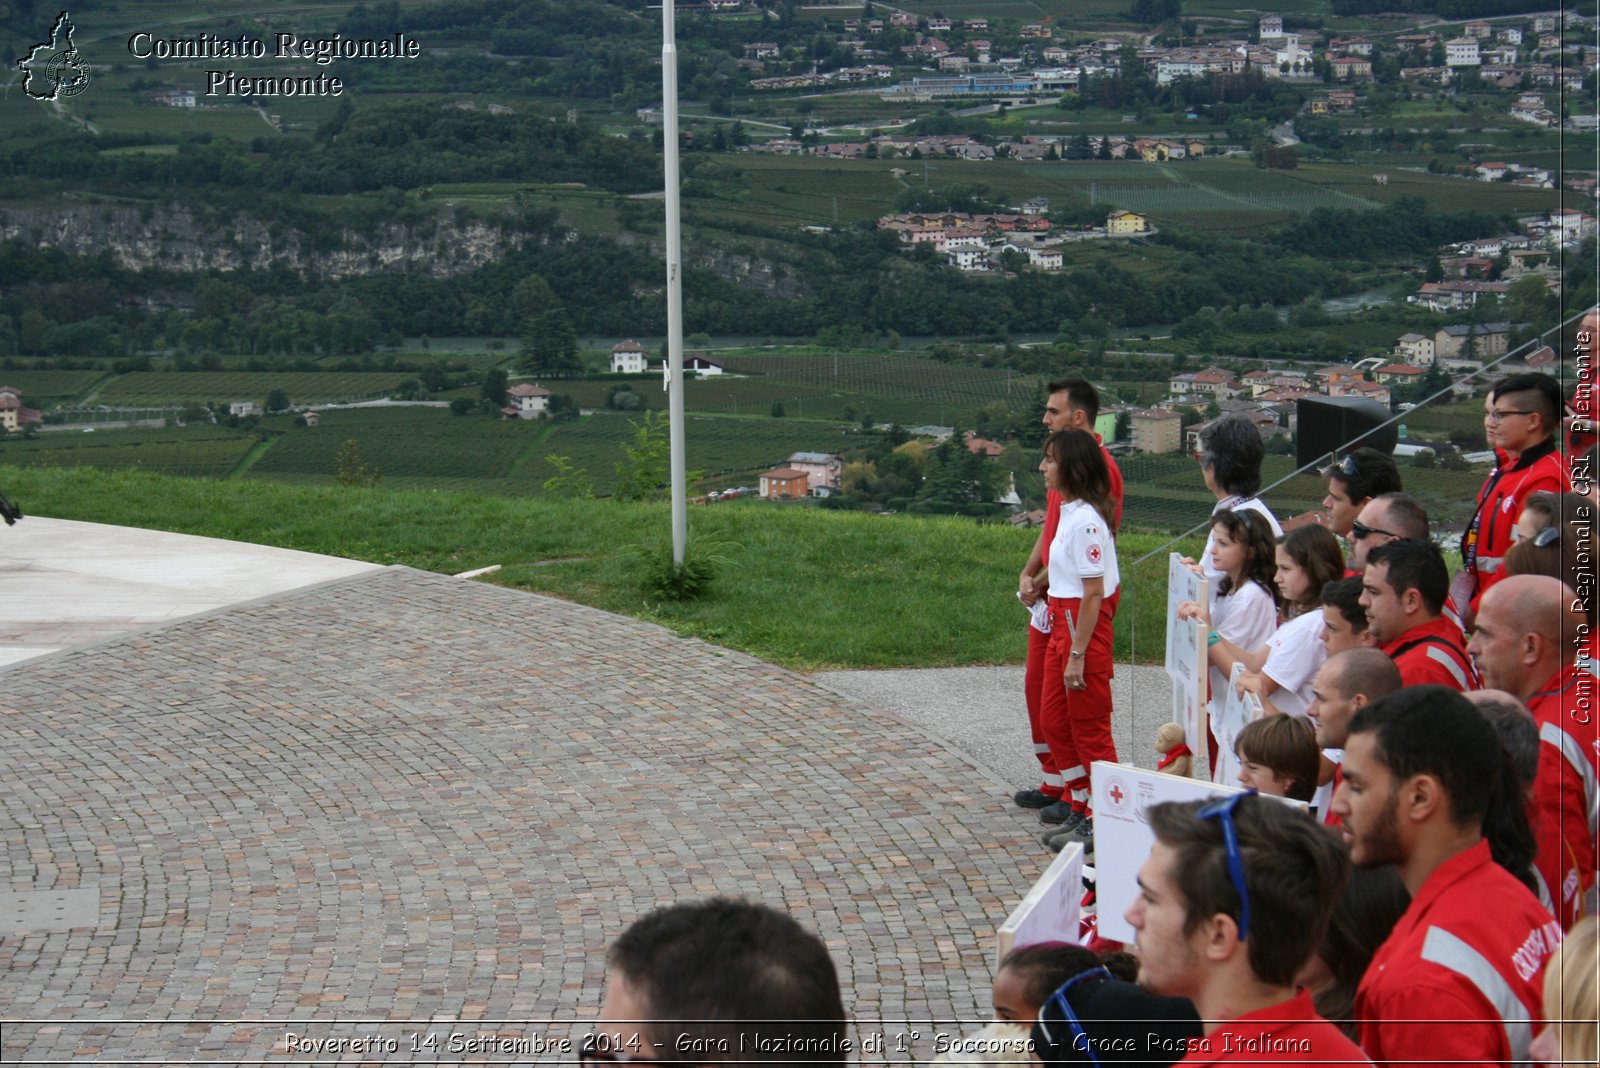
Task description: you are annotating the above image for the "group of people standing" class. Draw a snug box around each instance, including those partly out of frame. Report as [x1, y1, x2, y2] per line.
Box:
[1004, 369, 1598, 1063]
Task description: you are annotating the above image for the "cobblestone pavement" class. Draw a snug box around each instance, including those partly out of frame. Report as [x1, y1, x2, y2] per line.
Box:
[1, 567, 1059, 1064]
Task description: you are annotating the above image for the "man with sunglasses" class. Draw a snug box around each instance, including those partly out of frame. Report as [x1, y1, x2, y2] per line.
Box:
[1336, 686, 1559, 1066]
[1346, 493, 1429, 575]
[1468, 575, 1599, 931]
[1320, 448, 1402, 550]
[1461, 373, 1571, 615]
[588, 898, 847, 1068]
[1124, 795, 1367, 1065]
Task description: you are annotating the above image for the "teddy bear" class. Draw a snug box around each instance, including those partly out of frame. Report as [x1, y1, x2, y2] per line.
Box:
[1154, 722, 1193, 778]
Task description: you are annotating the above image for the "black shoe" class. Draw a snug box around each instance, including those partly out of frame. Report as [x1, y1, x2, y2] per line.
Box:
[1064, 817, 1095, 844]
[1013, 788, 1055, 809]
[1040, 800, 1079, 826]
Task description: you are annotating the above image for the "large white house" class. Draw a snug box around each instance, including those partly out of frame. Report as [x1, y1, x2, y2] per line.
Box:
[610, 340, 649, 374]
[505, 383, 551, 419]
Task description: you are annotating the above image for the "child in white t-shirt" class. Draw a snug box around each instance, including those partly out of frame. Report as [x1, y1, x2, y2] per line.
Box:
[1177, 509, 1280, 783]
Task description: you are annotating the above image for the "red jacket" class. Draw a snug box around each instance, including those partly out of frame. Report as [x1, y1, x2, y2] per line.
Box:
[1379, 616, 1477, 691]
[1178, 991, 1369, 1066]
[1461, 438, 1571, 600]
[1357, 840, 1559, 1067]
[1528, 664, 1600, 929]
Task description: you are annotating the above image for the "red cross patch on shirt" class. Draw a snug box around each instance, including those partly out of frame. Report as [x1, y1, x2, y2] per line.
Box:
[1086, 544, 1102, 565]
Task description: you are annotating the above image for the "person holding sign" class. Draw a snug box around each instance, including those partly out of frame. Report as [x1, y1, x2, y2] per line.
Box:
[1035, 430, 1121, 843]
[1176, 510, 1281, 783]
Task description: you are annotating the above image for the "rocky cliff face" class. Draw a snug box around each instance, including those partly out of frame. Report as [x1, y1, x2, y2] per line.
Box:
[3, 201, 808, 299]
[1, 203, 532, 278]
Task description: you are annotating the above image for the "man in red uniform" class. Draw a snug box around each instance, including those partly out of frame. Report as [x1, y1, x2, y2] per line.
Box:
[1360, 540, 1477, 691]
[1335, 686, 1560, 1066]
[1347, 492, 1429, 575]
[1306, 648, 1402, 830]
[1469, 575, 1600, 930]
[1125, 795, 1368, 1065]
[1460, 373, 1571, 613]
[1015, 378, 1123, 821]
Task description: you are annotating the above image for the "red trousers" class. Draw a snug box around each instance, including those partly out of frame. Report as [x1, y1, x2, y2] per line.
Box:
[1040, 594, 1118, 813]
[1024, 622, 1065, 800]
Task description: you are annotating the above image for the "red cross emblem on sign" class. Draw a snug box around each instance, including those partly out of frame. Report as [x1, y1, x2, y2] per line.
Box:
[1087, 544, 1102, 564]
[1108, 783, 1125, 805]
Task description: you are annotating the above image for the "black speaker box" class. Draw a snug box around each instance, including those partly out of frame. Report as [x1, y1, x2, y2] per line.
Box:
[1296, 396, 1398, 470]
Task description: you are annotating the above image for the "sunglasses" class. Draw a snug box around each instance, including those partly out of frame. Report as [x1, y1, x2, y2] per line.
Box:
[1333, 454, 1361, 478]
[1038, 967, 1114, 1068]
[1350, 519, 1399, 541]
[1196, 791, 1256, 943]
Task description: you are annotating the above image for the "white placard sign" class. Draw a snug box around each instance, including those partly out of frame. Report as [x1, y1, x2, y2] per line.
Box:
[1090, 761, 1246, 946]
[995, 842, 1086, 966]
[1165, 554, 1210, 760]
[1212, 662, 1265, 785]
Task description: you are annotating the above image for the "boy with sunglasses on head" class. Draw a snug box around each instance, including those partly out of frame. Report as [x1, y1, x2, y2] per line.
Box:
[1123, 794, 1366, 1065]
[1320, 448, 1402, 550]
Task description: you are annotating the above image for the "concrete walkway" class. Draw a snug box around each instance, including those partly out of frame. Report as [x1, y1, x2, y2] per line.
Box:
[0, 518, 1180, 1063]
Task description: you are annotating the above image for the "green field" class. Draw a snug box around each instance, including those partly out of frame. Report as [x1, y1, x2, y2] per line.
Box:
[0, 462, 1195, 668]
[0, 425, 254, 479]
[100, 371, 414, 405]
[0, 370, 109, 405]
[687, 155, 1570, 236]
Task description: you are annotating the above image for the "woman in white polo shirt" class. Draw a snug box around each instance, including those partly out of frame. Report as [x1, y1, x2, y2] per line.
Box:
[1034, 429, 1121, 845]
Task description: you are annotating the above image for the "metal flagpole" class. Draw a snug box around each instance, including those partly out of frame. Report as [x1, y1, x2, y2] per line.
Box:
[662, 0, 688, 567]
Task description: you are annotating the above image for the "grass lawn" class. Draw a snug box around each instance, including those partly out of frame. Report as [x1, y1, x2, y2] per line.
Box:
[0, 464, 1194, 669]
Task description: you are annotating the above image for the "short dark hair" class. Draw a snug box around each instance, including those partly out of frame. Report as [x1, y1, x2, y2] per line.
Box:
[1471, 692, 1541, 789]
[1371, 492, 1430, 541]
[1325, 447, 1403, 505]
[608, 898, 846, 1064]
[1199, 414, 1266, 497]
[1491, 372, 1563, 434]
[1347, 686, 1498, 830]
[1147, 796, 1350, 987]
[1320, 576, 1369, 633]
[1235, 715, 1320, 802]
[1366, 538, 1449, 616]
[1048, 378, 1101, 422]
[999, 942, 1102, 1010]
[1327, 647, 1402, 703]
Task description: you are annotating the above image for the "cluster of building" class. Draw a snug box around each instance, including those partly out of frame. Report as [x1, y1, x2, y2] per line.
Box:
[875, 208, 1149, 272]
[1128, 317, 1560, 454]
[737, 8, 1587, 104]
[0, 386, 42, 432]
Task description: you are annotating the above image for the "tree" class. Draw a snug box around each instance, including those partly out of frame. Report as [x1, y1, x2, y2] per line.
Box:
[613, 411, 671, 502]
[542, 454, 593, 497]
[522, 309, 582, 376]
[265, 388, 291, 413]
[481, 369, 509, 407]
[771, 401, 786, 418]
[334, 439, 379, 487]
